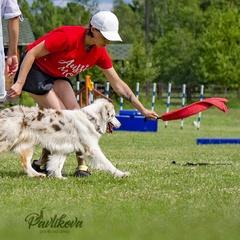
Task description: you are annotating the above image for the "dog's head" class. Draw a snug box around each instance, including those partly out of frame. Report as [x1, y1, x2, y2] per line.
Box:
[82, 98, 121, 134]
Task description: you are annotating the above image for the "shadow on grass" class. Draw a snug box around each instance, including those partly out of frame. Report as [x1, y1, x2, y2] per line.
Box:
[171, 161, 233, 166]
[0, 170, 26, 178]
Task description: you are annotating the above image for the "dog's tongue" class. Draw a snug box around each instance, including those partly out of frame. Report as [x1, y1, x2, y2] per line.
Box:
[107, 123, 114, 133]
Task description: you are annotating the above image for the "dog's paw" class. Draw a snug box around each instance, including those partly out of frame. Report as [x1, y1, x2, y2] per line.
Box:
[38, 173, 46, 178]
[47, 173, 67, 180]
[59, 176, 68, 180]
[122, 172, 131, 178]
[28, 172, 46, 178]
[114, 170, 131, 178]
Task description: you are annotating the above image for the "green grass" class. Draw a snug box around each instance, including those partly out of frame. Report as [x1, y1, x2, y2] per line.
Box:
[0, 105, 240, 240]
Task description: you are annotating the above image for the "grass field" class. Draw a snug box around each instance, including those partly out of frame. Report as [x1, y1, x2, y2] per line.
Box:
[0, 101, 240, 240]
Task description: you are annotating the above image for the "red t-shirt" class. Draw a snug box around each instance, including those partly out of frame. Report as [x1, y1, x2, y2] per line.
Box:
[27, 26, 113, 77]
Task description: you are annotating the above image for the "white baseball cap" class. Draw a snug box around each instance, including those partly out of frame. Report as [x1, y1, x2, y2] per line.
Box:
[90, 11, 122, 42]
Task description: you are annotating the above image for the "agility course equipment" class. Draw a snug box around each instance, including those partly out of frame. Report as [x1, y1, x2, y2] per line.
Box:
[180, 84, 186, 129]
[116, 110, 158, 132]
[197, 138, 240, 145]
[76, 80, 228, 133]
[164, 83, 172, 128]
[196, 85, 204, 129]
[76, 80, 158, 132]
[151, 83, 157, 110]
[165, 83, 205, 129]
[115, 82, 158, 132]
[115, 85, 228, 132]
[76, 75, 112, 107]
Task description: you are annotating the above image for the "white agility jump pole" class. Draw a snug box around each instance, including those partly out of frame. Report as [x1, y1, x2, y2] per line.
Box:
[165, 83, 172, 128]
[197, 85, 204, 130]
[151, 83, 156, 111]
[119, 82, 157, 113]
[105, 81, 110, 98]
[89, 82, 96, 104]
[120, 82, 139, 111]
[135, 82, 140, 110]
[120, 97, 123, 110]
[180, 84, 186, 129]
[135, 82, 139, 100]
[76, 81, 80, 103]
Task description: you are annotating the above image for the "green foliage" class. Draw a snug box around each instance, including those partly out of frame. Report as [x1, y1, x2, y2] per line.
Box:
[31, 0, 60, 38]
[153, 28, 199, 84]
[195, 6, 240, 89]
[17, 0, 240, 94]
[121, 41, 154, 88]
[114, 0, 145, 43]
[55, 3, 91, 26]
[78, 65, 106, 83]
[19, 92, 37, 106]
[19, 0, 94, 39]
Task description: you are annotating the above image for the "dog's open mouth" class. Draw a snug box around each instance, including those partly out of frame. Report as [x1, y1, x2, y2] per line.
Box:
[107, 122, 114, 133]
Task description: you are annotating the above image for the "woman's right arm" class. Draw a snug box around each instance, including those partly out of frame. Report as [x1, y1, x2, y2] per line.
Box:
[8, 41, 49, 98]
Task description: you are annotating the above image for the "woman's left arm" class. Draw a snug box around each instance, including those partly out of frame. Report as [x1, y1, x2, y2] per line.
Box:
[102, 67, 159, 120]
[6, 17, 19, 76]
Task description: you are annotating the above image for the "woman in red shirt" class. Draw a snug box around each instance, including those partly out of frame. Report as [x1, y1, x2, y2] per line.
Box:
[9, 11, 159, 177]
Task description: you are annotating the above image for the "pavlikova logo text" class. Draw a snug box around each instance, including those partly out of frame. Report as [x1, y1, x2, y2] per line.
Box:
[25, 208, 83, 233]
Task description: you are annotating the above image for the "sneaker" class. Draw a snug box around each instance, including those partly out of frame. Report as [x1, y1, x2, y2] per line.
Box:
[31, 160, 68, 176]
[74, 165, 91, 178]
[32, 160, 47, 174]
[0, 97, 6, 103]
[0, 91, 7, 103]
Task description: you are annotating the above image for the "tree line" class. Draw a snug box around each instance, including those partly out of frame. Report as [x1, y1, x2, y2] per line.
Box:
[18, 0, 240, 95]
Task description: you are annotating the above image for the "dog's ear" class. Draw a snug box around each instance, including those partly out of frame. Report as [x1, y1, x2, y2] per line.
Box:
[96, 104, 108, 134]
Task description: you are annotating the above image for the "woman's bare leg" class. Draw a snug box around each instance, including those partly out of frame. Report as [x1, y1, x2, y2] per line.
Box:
[30, 80, 87, 174]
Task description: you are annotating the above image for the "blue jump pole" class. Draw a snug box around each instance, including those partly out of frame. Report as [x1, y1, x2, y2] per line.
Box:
[197, 138, 240, 144]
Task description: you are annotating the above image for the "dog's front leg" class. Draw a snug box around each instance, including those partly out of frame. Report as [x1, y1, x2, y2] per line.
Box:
[88, 147, 130, 178]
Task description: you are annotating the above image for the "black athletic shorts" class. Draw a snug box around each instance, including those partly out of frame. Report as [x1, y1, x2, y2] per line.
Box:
[14, 52, 73, 95]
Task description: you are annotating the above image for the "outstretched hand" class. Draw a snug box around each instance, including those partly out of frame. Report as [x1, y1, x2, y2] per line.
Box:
[142, 109, 159, 120]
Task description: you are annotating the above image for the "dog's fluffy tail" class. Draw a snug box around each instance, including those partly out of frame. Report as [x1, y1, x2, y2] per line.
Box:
[0, 106, 24, 153]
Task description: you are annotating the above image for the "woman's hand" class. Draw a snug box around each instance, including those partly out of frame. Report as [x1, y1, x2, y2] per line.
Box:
[6, 55, 18, 77]
[8, 81, 23, 98]
[8, 41, 49, 99]
[141, 108, 159, 120]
